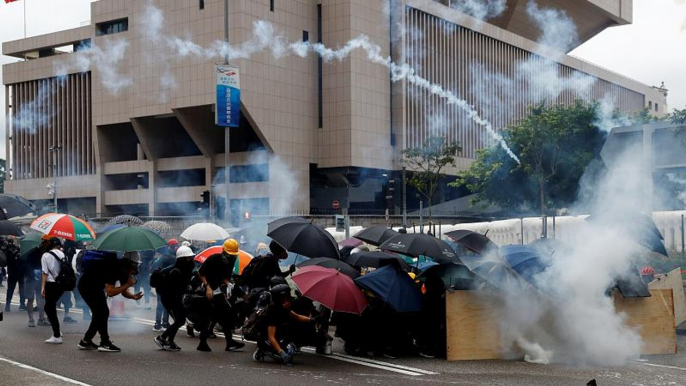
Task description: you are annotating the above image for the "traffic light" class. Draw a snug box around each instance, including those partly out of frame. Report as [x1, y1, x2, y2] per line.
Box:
[200, 190, 210, 206]
[386, 179, 395, 201]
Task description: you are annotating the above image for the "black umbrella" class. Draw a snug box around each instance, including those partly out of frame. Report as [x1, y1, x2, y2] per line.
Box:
[353, 226, 398, 246]
[418, 263, 485, 290]
[585, 213, 667, 256]
[460, 253, 531, 291]
[0, 220, 23, 237]
[0, 194, 37, 220]
[378, 233, 460, 264]
[296, 257, 360, 278]
[444, 229, 499, 255]
[267, 217, 340, 259]
[343, 250, 408, 269]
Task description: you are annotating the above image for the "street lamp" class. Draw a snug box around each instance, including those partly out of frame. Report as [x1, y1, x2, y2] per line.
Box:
[49, 144, 61, 212]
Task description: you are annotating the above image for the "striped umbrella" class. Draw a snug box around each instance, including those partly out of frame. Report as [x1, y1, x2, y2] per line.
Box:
[30, 213, 96, 242]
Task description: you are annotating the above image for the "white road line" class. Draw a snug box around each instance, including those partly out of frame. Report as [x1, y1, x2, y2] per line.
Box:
[0, 355, 92, 386]
[330, 352, 439, 375]
[638, 362, 686, 371]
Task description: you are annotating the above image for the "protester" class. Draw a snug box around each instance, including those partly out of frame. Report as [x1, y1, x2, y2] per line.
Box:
[196, 239, 245, 352]
[41, 237, 67, 344]
[137, 249, 154, 310]
[252, 284, 320, 365]
[241, 240, 293, 290]
[24, 240, 48, 328]
[153, 246, 196, 351]
[151, 240, 177, 331]
[4, 238, 24, 312]
[77, 252, 142, 352]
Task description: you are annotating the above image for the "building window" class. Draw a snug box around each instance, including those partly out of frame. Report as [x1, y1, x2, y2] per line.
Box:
[648, 101, 653, 110]
[303, 30, 309, 42]
[317, 4, 323, 129]
[229, 164, 269, 183]
[96, 18, 128, 36]
[199, 0, 204, 9]
[655, 103, 659, 112]
[270, 0, 274, 12]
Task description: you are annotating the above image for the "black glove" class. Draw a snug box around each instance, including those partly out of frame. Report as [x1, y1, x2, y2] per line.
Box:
[278, 350, 292, 365]
[288, 264, 296, 274]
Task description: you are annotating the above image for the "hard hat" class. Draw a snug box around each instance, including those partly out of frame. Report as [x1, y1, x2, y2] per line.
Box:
[270, 284, 292, 301]
[223, 238, 239, 255]
[181, 241, 191, 247]
[167, 238, 179, 246]
[176, 246, 195, 259]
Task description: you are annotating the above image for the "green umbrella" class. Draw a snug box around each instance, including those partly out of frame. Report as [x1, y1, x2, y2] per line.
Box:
[20, 232, 43, 259]
[93, 226, 167, 253]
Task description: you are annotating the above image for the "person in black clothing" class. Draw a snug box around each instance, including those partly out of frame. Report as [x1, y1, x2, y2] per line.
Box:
[3, 238, 24, 312]
[153, 246, 196, 351]
[137, 249, 154, 310]
[151, 244, 176, 331]
[252, 284, 320, 365]
[245, 240, 294, 290]
[77, 252, 142, 352]
[197, 242, 245, 353]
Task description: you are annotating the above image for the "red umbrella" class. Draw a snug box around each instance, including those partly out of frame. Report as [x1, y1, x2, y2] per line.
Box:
[291, 266, 368, 315]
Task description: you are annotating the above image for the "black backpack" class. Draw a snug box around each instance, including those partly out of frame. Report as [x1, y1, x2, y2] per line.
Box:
[150, 266, 174, 289]
[49, 251, 76, 291]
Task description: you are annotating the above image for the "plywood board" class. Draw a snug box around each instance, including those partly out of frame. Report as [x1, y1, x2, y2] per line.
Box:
[446, 291, 503, 361]
[649, 268, 686, 326]
[613, 289, 676, 355]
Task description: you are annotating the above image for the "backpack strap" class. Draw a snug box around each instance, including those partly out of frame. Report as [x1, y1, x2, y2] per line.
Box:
[47, 250, 65, 263]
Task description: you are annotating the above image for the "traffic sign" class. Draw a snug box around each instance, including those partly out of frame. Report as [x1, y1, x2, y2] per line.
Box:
[332, 199, 340, 210]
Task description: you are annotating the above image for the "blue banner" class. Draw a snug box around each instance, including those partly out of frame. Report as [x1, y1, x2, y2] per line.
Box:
[215, 65, 240, 127]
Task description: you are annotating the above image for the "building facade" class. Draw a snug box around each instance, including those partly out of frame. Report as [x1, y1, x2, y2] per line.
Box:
[2, 0, 668, 220]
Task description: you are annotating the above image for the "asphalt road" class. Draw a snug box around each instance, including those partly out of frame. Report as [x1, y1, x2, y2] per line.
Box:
[1, 300, 685, 386]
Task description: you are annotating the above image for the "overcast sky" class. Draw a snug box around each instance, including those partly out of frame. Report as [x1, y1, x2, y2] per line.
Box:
[0, 0, 684, 161]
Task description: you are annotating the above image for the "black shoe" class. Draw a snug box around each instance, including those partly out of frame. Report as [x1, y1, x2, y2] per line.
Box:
[186, 324, 195, 338]
[98, 341, 121, 352]
[78, 339, 98, 350]
[63, 316, 78, 324]
[225, 340, 245, 351]
[4, 305, 9, 312]
[154, 335, 167, 350]
[18, 305, 27, 311]
[252, 348, 264, 362]
[166, 341, 181, 352]
[197, 341, 211, 352]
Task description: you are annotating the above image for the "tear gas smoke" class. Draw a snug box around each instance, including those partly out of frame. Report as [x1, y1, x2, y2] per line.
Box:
[525, 1, 577, 55]
[450, 0, 507, 22]
[12, 81, 53, 134]
[55, 39, 132, 95]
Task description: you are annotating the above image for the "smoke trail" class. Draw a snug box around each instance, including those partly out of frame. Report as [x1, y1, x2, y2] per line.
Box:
[12, 81, 53, 134]
[525, 1, 577, 55]
[450, 0, 507, 22]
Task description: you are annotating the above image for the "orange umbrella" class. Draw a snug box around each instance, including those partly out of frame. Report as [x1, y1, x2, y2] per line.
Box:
[194, 246, 253, 275]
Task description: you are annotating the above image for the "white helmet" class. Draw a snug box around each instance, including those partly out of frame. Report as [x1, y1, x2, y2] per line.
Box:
[176, 246, 194, 259]
[181, 241, 191, 247]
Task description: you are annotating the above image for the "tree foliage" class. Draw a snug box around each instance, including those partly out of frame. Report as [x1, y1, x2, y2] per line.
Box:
[668, 107, 686, 125]
[453, 101, 605, 214]
[402, 136, 461, 224]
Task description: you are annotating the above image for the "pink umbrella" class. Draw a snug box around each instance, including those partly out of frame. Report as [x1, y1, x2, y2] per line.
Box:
[291, 266, 368, 315]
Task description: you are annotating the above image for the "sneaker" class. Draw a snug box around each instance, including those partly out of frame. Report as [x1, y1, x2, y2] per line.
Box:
[252, 348, 264, 362]
[197, 341, 211, 352]
[78, 339, 98, 350]
[4, 305, 10, 312]
[28, 319, 36, 328]
[37, 319, 51, 327]
[186, 324, 195, 338]
[225, 340, 245, 351]
[98, 341, 121, 352]
[152, 324, 164, 332]
[63, 316, 78, 324]
[154, 335, 167, 350]
[45, 336, 63, 344]
[162, 323, 170, 329]
[18, 304, 27, 311]
[166, 341, 181, 352]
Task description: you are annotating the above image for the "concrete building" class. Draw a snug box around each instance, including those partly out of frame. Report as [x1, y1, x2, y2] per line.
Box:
[2, 0, 668, 220]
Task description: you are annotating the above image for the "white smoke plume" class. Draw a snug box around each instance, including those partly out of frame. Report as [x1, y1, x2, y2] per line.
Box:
[12, 81, 53, 134]
[55, 39, 132, 95]
[525, 1, 577, 56]
[666, 173, 686, 205]
[450, 0, 507, 22]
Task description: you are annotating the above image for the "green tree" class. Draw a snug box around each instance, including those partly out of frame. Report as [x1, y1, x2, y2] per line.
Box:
[668, 107, 686, 125]
[402, 136, 461, 226]
[453, 101, 605, 215]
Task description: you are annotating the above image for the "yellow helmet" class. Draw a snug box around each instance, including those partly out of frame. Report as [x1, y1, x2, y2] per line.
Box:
[223, 238, 239, 255]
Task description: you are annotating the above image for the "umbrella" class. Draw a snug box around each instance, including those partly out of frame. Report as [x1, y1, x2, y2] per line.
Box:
[0, 220, 23, 236]
[291, 265, 368, 314]
[528, 237, 569, 257]
[614, 266, 651, 298]
[181, 223, 229, 241]
[107, 214, 143, 226]
[279, 252, 310, 268]
[353, 226, 398, 246]
[378, 233, 460, 264]
[20, 232, 43, 259]
[30, 213, 96, 242]
[96, 223, 125, 235]
[141, 220, 173, 235]
[355, 265, 423, 313]
[93, 226, 167, 252]
[585, 213, 667, 256]
[418, 263, 486, 290]
[0, 194, 37, 220]
[338, 237, 363, 248]
[500, 244, 550, 286]
[444, 229, 499, 255]
[194, 246, 254, 275]
[460, 253, 531, 291]
[343, 250, 408, 269]
[296, 257, 360, 279]
[267, 217, 340, 259]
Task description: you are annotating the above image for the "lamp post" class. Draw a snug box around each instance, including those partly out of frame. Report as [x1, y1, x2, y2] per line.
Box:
[223, 0, 232, 225]
[49, 144, 61, 212]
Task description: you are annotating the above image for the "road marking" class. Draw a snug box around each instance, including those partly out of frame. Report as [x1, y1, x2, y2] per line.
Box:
[638, 362, 686, 371]
[0, 355, 92, 386]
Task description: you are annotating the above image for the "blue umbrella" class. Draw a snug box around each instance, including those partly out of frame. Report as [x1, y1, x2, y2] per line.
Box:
[500, 244, 550, 287]
[355, 265, 423, 313]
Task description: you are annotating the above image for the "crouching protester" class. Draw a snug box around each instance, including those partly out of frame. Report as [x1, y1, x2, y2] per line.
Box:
[77, 251, 142, 352]
[252, 284, 323, 365]
[153, 246, 196, 351]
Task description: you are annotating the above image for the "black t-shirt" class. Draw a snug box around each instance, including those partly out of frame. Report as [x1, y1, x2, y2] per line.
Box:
[161, 259, 195, 297]
[198, 253, 231, 290]
[78, 253, 125, 290]
[257, 305, 291, 337]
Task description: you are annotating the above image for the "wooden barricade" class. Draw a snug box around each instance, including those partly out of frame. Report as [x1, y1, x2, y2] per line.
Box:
[445, 291, 504, 361]
[649, 268, 686, 326]
[613, 288, 676, 355]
